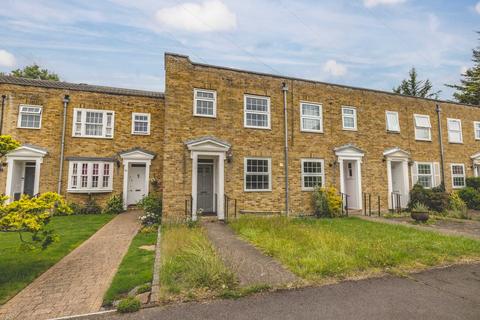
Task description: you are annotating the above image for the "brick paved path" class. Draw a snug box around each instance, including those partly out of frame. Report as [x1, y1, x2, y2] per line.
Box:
[0, 210, 142, 320]
[203, 221, 300, 287]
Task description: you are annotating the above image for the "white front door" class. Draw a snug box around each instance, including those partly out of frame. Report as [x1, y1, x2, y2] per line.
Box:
[344, 160, 360, 209]
[390, 161, 409, 208]
[127, 164, 146, 205]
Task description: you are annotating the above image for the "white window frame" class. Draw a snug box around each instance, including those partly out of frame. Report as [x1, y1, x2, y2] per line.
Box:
[385, 111, 400, 132]
[341, 106, 357, 131]
[244, 95, 271, 130]
[414, 114, 432, 141]
[72, 108, 115, 139]
[474, 121, 480, 140]
[451, 163, 466, 189]
[131, 112, 151, 135]
[193, 88, 217, 118]
[300, 102, 323, 133]
[413, 162, 436, 189]
[244, 157, 272, 192]
[301, 159, 325, 191]
[67, 161, 114, 193]
[447, 118, 463, 144]
[17, 104, 43, 129]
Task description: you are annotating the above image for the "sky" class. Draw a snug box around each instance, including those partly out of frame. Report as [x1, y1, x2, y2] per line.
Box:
[0, 0, 478, 99]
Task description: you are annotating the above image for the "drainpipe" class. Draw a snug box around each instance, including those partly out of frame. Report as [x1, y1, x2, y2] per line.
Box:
[57, 95, 70, 194]
[436, 104, 446, 189]
[282, 82, 290, 216]
[0, 95, 6, 135]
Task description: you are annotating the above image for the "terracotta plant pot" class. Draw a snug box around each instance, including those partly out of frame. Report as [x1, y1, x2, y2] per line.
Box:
[411, 211, 429, 222]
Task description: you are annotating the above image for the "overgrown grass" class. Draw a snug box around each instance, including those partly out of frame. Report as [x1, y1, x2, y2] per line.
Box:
[159, 224, 236, 302]
[229, 216, 480, 281]
[103, 229, 157, 306]
[0, 214, 114, 304]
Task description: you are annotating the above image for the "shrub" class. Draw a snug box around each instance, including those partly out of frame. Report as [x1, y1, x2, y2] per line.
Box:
[102, 194, 124, 215]
[466, 177, 480, 191]
[138, 194, 162, 226]
[312, 186, 342, 218]
[70, 196, 102, 215]
[408, 184, 449, 213]
[458, 187, 480, 210]
[449, 192, 468, 213]
[117, 297, 141, 313]
[412, 202, 429, 212]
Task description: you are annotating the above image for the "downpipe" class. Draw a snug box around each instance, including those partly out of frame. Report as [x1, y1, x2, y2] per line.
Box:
[0, 94, 6, 135]
[282, 82, 290, 216]
[436, 104, 446, 189]
[57, 95, 70, 194]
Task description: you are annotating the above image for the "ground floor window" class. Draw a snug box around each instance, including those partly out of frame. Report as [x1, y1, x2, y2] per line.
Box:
[68, 161, 113, 192]
[244, 158, 271, 191]
[415, 162, 433, 188]
[301, 159, 324, 190]
[451, 164, 466, 188]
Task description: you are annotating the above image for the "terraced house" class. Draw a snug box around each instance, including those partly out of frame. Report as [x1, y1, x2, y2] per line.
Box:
[1, 52, 479, 221]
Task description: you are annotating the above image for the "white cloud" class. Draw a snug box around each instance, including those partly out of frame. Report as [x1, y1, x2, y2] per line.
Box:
[324, 60, 347, 76]
[363, 0, 406, 8]
[155, 0, 236, 32]
[0, 50, 16, 67]
[476, 2, 480, 14]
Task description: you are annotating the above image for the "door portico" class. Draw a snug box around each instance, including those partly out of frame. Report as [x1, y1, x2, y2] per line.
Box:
[384, 147, 410, 209]
[472, 152, 480, 177]
[186, 136, 230, 221]
[335, 144, 364, 210]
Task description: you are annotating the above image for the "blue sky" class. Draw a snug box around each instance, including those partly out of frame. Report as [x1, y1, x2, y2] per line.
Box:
[0, 0, 478, 99]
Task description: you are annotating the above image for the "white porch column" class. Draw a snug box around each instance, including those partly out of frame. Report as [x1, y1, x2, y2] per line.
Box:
[386, 159, 392, 209]
[122, 161, 129, 210]
[5, 158, 14, 202]
[357, 160, 363, 210]
[339, 158, 345, 205]
[145, 160, 151, 196]
[34, 159, 42, 196]
[402, 160, 410, 207]
[191, 152, 198, 221]
[217, 153, 225, 220]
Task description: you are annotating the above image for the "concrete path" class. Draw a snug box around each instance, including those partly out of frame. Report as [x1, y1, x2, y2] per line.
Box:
[0, 210, 142, 320]
[203, 221, 299, 287]
[73, 263, 480, 320]
[355, 214, 480, 240]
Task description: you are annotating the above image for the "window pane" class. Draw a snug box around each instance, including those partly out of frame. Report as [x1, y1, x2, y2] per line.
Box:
[418, 164, 432, 175]
[449, 131, 462, 142]
[246, 113, 268, 127]
[387, 112, 399, 131]
[304, 175, 322, 188]
[302, 104, 320, 116]
[343, 116, 355, 128]
[415, 116, 430, 127]
[196, 100, 214, 115]
[418, 176, 432, 188]
[302, 118, 321, 131]
[448, 120, 460, 131]
[416, 127, 430, 140]
[246, 97, 268, 112]
[343, 108, 354, 115]
[196, 91, 214, 99]
[303, 161, 322, 174]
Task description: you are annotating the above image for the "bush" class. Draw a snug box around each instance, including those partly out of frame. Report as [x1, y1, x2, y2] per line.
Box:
[312, 186, 342, 218]
[102, 194, 124, 215]
[412, 202, 429, 212]
[408, 184, 449, 213]
[466, 177, 480, 191]
[449, 192, 468, 213]
[117, 297, 141, 313]
[137, 194, 162, 226]
[458, 187, 480, 210]
[70, 196, 102, 215]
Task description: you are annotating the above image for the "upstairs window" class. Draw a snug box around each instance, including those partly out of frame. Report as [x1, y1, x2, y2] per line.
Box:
[73, 108, 114, 138]
[475, 122, 480, 140]
[194, 89, 216, 117]
[451, 164, 466, 188]
[18, 104, 42, 129]
[68, 161, 113, 192]
[386, 111, 400, 132]
[414, 114, 431, 141]
[132, 113, 150, 135]
[244, 95, 270, 129]
[342, 106, 357, 131]
[300, 102, 323, 133]
[447, 118, 463, 143]
[301, 159, 324, 190]
[244, 158, 271, 191]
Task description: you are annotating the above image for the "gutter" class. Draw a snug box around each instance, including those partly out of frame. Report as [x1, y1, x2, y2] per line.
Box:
[0, 95, 6, 135]
[436, 104, 446, 189]
[57, 95, 70, 194]
[282, 82, 290, 215]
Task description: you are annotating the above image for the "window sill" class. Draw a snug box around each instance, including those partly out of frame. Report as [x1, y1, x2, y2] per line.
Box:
[67, 189, 113, 194]
[448, 142, 463, 144]
[72, 135, 114, 140]
[386, 130, 400, 134]
[131, 132, 150, 136]
[17, 126, 41, 130]
[243, 189, 272, 193]
[244, 126, 271, 130]
[415, 139, 432, 142]
[342, 128, 357, 131]
[193, 114, 217, 119]
[300, 129, 324, 134]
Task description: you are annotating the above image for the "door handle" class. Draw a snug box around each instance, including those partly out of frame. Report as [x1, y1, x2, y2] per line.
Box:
[135, 189, 141, 192]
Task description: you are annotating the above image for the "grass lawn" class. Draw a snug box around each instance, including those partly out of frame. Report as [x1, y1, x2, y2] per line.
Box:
[103, 229, 158, 306]
[158, 224, 236, 302]
[0, 214, 113, 305]
[229, 216, 480, 282]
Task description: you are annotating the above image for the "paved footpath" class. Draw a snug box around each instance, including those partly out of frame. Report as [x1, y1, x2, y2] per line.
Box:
[78, 263, 480, 320]
[0, 210, 142, 320]
[203, 221, 299, 287]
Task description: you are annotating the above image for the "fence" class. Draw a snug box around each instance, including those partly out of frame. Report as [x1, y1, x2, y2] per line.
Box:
[362, 193, 381, 216]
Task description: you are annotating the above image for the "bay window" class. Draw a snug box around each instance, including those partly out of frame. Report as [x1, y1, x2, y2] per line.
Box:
[68, 161, 113, 192]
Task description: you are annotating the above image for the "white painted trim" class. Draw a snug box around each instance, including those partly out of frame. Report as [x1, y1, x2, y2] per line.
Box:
[385, 157, 410, 209]
[300, 101, 323, 133]
[450, 163, 466, 189]
[244, 157, 272, 192]
[67, 161, 114, 193]
[413, 114, 432, 141]
[301, 158, 325, 191]
[385, 110, 400, 132]
[341, 106, 357, 131]
[122, 158, 152, 209]
[474, 121, 480, 140]
[72, 108, 115, 139]
[131, 112, 151, 135]
[193, 88, 217, 118]
[5, 157, 43, 202]
[244, 94, 271, 130]
[446, 118, 463, 144]
[17, 104, 43, 129]
[413, 162, 434, 189]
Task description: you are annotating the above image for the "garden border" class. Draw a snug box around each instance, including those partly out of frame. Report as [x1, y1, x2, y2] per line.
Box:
[150, 224, 162, 304]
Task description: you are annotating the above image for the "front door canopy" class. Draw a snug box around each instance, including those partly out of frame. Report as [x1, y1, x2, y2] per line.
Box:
[334, 144, 365, 158]
[383, 147, 410, 160]
[472, 152, 480, 165]
[119, 148, 155, 161]
[6, 144, 47, 159]
[185, 136, 231, 153]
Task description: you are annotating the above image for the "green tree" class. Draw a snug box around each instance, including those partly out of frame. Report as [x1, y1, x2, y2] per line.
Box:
[446, 32, 480, 105]
[9, 64, 60, 81]
[393, 67, 440, 99]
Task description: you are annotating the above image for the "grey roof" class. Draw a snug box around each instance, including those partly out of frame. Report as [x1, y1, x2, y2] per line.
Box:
[118, 147, 156, 157]
[166, 52, 478, 108]
[65, 156, 116, 162]
[0, 75, 164, 98]
[185, 136, 231, 147]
